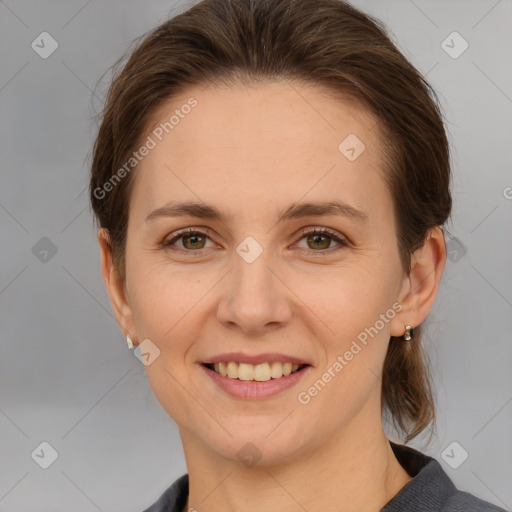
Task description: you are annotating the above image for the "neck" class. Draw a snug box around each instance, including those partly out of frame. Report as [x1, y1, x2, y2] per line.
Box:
[179, 414, 411, 512]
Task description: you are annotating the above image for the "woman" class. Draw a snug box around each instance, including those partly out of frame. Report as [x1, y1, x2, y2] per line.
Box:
[89, 0, 506, 510]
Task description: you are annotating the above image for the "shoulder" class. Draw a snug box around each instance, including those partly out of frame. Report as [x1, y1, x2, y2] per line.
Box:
[383, 441, 507, 512]
[442, 490, 507, 512]
[142, 473, 189, 512]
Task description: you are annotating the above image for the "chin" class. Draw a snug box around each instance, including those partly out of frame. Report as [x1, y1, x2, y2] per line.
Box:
[191, 420, 314, 468]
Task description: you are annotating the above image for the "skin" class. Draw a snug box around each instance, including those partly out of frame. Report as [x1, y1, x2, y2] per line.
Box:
[99, 80, 446, 512]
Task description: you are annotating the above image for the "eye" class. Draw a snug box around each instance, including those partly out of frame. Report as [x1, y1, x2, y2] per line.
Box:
[161, 227, 216, 255]
[161, 226, 350, 256]
[294, 227, 350, 254]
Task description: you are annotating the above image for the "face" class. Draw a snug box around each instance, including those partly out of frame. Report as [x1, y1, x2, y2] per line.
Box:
[107, 80, 416, 465]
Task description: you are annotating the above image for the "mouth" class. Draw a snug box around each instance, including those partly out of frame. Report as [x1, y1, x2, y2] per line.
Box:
[201, 361, 309, 381]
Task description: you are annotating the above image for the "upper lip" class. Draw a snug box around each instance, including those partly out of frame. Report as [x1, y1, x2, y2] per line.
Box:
[201, 352, 311, 366]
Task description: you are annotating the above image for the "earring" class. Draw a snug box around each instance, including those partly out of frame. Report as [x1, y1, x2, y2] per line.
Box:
[126, 334, 134, 350]
[403, 325, 413, 341]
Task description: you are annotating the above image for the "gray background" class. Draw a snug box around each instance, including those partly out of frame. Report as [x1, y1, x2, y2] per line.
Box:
[1, 0, 511, 510]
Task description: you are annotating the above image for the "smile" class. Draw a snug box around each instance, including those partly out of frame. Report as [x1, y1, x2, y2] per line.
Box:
[203, 361, 307, 381]
[200, 360, 311, 399]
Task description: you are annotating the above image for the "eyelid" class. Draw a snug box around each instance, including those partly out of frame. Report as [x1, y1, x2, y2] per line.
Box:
[294, 226, 349, 244]
[161, 226, 217, 249]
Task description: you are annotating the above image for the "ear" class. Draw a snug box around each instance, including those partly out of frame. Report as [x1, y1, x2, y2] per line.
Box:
[390, 226, 447, 337]
[98, 228, 137, 345]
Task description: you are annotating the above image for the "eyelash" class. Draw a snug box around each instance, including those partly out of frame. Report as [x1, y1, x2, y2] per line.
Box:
[161, 226, 350, 257]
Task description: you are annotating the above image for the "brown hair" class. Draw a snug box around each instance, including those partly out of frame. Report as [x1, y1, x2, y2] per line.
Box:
[89, 0, 451, 442]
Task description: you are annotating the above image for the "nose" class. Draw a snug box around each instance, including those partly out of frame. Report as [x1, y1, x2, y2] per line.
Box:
[216, 249, 293, 336]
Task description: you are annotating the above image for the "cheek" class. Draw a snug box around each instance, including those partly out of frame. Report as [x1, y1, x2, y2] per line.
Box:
[128, 266, 209, 426]
[291, 259, 393, 336]
[128, 257, 206, 343]
[296, 296, 392, 428]
[292, 264, 395, 399]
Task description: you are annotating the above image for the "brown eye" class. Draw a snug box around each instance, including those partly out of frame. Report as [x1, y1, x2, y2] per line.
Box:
[181, 232, 207, 250]
[295, 228, 349, 254]
[306, 233, 332, 250]
[162, 228, 215, 255]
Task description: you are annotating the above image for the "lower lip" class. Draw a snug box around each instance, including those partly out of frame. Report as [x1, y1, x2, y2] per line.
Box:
[200, 364, 311, 399]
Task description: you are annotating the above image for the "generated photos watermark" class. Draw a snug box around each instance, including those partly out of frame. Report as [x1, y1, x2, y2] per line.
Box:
[297, 301, 403, 405]
[93, 97, 198, 200]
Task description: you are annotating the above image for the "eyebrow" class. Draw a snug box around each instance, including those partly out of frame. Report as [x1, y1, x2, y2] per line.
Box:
[145, 200, 369, 224]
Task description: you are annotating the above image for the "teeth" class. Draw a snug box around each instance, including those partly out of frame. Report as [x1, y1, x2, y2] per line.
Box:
[254, 363, 270, 381]
[270, 361, 283, 379]
[208, 361, 303, 380]
[238, 363, 255, 381]
[227, 361, 238, 378]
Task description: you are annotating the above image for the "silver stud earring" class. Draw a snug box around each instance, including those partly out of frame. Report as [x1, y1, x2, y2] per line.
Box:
[126, 334, 134, 350]
[403, 325, 413, 341]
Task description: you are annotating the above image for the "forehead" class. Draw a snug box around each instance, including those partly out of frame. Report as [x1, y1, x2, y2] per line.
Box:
[147, 80, 379, 158]
[131, 80, 391, 225]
